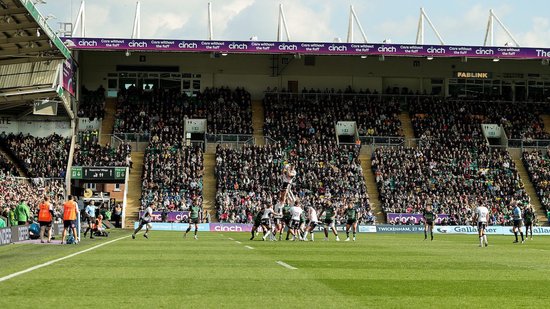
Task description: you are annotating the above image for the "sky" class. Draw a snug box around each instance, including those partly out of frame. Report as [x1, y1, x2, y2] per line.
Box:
[37, 0, 550, 47]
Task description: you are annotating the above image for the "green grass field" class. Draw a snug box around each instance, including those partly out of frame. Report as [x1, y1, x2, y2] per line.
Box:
[0, 230, 549, 308]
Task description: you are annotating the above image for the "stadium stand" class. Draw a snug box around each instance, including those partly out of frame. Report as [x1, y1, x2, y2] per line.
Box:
[263, 92, 403, 143]
[77, 85, 107, 120]
[0, 133, 70, 178]
[0, 152, 19, 176]
[73, 130, 132, 167]
[523, 150, 550, 213]
[215, 142, 372, 224]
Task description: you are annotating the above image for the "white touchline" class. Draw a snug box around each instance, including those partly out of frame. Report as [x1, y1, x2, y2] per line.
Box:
[244, 245, 254, 250]
[276, 261, 297, 270]
[235, 241, 242, 244]
[0, 235, 130, 283]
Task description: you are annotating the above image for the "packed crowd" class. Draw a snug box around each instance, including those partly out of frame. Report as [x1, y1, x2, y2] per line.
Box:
[141, 144, 203, 211]
[0, 133, 70, 178]
[77, 85, 106, 120]
[372, 145, 528, 225]
[410, 99, 550, 142]
[264, 93, 403, 143]
[215, 142, 372, 224]
[523, 150, 550, 215]
[114, 86, 252, 135]
[0, 174, 66, 225]
[0, 153, 19, 176]
[73, 131, 132, 167]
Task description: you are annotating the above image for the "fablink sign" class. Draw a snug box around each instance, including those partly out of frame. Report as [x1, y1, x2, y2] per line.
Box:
[453, 71, 493, 79]
[61, 37, 550, 60]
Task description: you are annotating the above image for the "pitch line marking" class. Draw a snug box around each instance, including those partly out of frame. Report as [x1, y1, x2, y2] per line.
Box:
[235, 241, 242, 244]
[228, 237, 234, 241]
[244, 245, 254, 250]
[0, 235, 130, 283]
[276, 261, 297, 270]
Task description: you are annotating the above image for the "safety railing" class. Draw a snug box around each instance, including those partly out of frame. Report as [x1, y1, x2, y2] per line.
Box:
[508, 139, 550, 151]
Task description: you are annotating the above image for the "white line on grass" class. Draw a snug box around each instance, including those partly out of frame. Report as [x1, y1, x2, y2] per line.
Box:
[228, 237, 234, 241]
[276, 261, 297, 270]
[244, 245, 254, 250]
[235, 241, 242, 244]
[0, 235, 130, 283]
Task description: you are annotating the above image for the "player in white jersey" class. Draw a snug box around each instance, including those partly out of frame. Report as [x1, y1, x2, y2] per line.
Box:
[473, 203, 490, 247]
[273, 198, 284, 241]
[288, 201, 304, 241]
[302, 206, 319, 241]
[132, 202, 155, 239]
[280, 164, 297, 202]
[261, 203, 276, 241]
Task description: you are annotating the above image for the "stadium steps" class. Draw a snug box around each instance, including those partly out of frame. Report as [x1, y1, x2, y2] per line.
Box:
[0, 148, 29, 180]
[99, 98, 117, 146]
[360, 154, 385, 224]
[203, 153, 218, 222]
[542, 115, 550, 134]
[252, 100, 265, 145]
[513, 158, 548, 225]
[399, 112, 416, 147]
[124, 151, 144, 228]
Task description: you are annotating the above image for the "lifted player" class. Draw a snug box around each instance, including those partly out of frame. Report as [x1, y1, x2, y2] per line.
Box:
[319, 200, 340, 241]
[344, 201, 360, 241]
[184, 199, 202, 239]
[523, 204, 535, 240]
[303, 206, 319, 241]
[474, 203, 489, 247]
[280, 163, 297, 202]
[422, 205, 436, 241]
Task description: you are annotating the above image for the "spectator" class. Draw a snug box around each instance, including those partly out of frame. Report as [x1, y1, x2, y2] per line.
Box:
[16, 199, 30, 226]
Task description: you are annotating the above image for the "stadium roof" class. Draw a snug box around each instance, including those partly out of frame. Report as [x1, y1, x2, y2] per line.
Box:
[0, 0, 73, 118]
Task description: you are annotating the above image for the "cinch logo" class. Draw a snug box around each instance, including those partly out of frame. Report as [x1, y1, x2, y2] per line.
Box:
[475, 48, 494, 55]
[178, 42, 198, 49]
[427, 46, 446, 54]
[228, 42, 248, 50]
[214, 225, 243, 232]
[128, 40, 148, 48]
[78, 40, 98, 47]
[378, 46, 397, 53]
[279, 43, 298, 51]
[328, 44, 347, 51]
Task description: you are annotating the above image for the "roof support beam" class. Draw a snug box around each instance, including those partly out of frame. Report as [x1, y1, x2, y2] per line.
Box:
[276, 4, 290, 42]
[346, 5, 368, 43]
[416, 7, 445, 45]
[71, 0, 86, 37]
[483, 9, 520, 47]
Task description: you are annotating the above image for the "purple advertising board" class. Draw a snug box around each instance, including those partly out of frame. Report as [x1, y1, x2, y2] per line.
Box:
[61, 59, 75, 96]
[61, 37, 550, 60]
[386, 213, 449, 225]
[139, 211, 189, 222]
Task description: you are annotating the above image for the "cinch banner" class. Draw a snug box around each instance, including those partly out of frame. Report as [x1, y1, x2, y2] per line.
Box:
[387, 213, 449, 225]
[138, 211, 189, 222]
[61, 37, 550, 60]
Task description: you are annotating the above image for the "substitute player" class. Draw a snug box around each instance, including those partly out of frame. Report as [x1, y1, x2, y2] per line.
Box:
[523, 205, 535, 240]
[512, 203, 525, 244]
[474, 203, 490, 247]
[345, 201, 360, 241]
[319, 201, 340, 241]
[422, 205, 436, 241]
[61, 195, 79, 245]
[184, 199, 202, 240]
[132, 202, 155, 239]
[37, 196, 54, 243]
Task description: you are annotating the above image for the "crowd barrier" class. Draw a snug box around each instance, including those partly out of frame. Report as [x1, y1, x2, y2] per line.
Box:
[134, 223, 550, 236]
[0, 223, 65, 246]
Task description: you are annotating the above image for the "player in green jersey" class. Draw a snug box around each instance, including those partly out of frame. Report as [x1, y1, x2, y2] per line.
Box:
[344, 201, 360, 241]
[184, 199, 202, 240]
[422, 205, 436, 241]
[250, 208, 263, 240]
[319, 201, 340, 241]
[523, 205, 535, 240]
